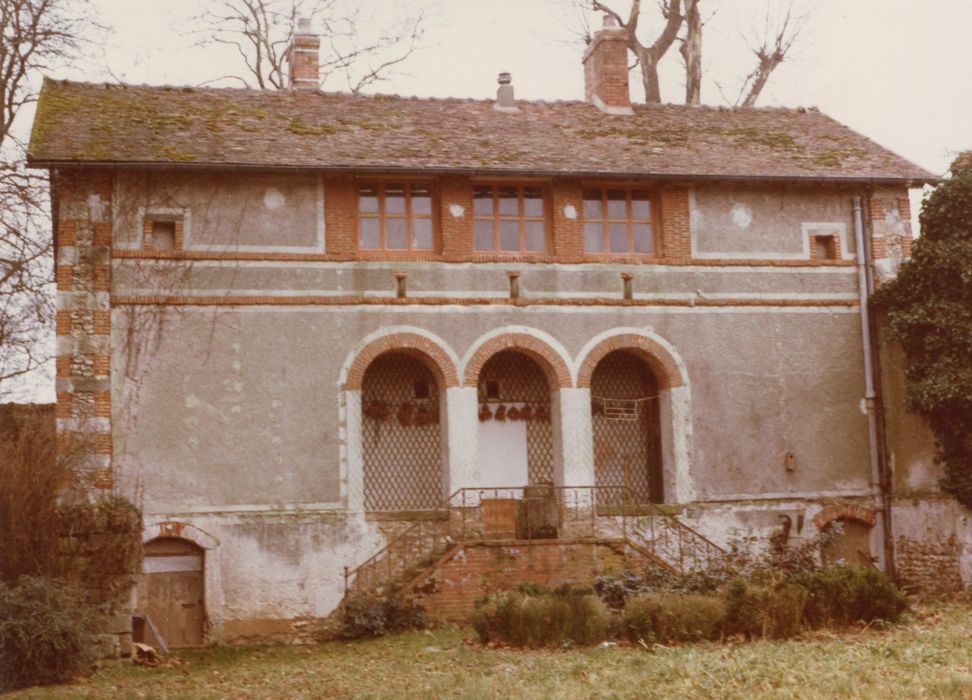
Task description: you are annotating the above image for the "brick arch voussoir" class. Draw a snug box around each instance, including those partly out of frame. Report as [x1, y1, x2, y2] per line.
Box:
[577, 334, 684, 390]
[345, 333, 460, 391]
[813, 503, 877, 531]
[463, 333, 573, 389]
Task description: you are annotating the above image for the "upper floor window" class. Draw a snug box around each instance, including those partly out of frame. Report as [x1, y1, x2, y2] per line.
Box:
[473, 184, 547, 253]
[583, 188, 655, 255]
[359, 182, 434, 252]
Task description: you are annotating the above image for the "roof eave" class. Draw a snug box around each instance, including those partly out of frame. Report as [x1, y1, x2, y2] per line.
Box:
[25, 158, 941, 187]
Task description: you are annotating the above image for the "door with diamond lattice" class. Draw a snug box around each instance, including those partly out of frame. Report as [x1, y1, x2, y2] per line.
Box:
[591, 350, 663, 503]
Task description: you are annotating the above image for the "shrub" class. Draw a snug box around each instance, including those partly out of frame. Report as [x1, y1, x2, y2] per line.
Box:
[472, 590, 610, 648]
[724, 579, 807, 640]
[622, 592, 726, 644]
[795, 565, 908, 628]
[340, 593, 427, 639]
[0, 577, 98, 691]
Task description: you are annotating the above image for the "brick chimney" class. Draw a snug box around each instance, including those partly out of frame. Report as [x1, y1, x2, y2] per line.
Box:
[582, 14, 632, 114]
[287, 17, 320, 91]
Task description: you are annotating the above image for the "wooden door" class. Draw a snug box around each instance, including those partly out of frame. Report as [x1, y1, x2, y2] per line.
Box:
[137, 538, 205, 648]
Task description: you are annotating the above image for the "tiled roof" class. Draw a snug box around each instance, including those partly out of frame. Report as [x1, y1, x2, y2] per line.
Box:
[28, 79, 936, 183]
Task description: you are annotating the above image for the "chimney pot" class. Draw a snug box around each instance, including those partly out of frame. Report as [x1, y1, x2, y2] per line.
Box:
[495, 72, 517, 112]
[603, 13, 619, 28]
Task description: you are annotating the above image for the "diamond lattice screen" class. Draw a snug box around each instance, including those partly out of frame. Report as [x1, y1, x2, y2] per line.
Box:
[478, 350, 554, 484]
[591, 350, 663, 503]
[362, 353, 443, 511]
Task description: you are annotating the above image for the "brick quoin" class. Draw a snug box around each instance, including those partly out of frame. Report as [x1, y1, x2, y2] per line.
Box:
[463, 333, 572, 389]
[345, 332, 459, 391]
[54, 169, 114, 493]
[577, 334, 683, 390]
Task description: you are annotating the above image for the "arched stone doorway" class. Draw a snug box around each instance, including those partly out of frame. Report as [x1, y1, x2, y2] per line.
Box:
[136, 537, 205, 648]
[476, 350, 555, 488]
[361, 352, 445, 511]
[590, 350, 663, 503]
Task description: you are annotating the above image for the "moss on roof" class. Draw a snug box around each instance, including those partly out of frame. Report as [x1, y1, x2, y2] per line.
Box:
[27, 79, 936, 183]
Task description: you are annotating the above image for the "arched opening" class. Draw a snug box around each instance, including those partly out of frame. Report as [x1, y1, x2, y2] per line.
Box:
[362, 351, 444, 511]
[476, 350, 555, 487]
[136, 537, 205, 648]
[590, 350, 663, 503]
[821, 518, 874, 566]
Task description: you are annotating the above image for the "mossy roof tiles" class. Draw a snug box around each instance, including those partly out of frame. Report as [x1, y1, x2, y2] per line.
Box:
[28, 79, 936, 183]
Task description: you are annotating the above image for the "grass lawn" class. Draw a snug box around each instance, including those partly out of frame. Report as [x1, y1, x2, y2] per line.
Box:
[11, 604, 972, 699]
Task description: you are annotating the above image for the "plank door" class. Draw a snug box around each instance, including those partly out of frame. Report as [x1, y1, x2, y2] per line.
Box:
[137, 538, 205, 648]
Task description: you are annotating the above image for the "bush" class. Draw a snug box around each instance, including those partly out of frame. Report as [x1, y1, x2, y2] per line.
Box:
[622, 592, 726, 644]
[724, 579, 807, 640]
[472, 589, 609, 648]
[0, 577, 98, 691]
[340, 593, 427, 639]
[795, 565, 908, 628]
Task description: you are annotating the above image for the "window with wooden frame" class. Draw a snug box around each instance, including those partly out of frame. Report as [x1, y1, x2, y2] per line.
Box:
[358, 182, 435, 252]
[472, 184, 547, 253]
[582, 188, 656, 255]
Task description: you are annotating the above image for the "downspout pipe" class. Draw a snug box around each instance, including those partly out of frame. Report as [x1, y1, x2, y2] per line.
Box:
[853, 196, 893, 574]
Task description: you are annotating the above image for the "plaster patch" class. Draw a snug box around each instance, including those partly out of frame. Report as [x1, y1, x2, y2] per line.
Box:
[263, 189, 286, 210]
[563, 204, 577, 220]
[230, 405, 242, 414]
[449, 204, 465, 218]
[185, 394, 200, 409]
[859, 398, 867, 415]
[730, 203, 753, 228]
[87, 194, 107, 222]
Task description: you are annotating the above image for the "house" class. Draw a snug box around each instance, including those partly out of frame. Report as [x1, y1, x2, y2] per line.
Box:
[28, 17, 965, 651]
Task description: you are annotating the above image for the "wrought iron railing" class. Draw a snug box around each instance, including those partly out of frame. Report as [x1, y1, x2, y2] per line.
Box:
[343, 485, 730, 597]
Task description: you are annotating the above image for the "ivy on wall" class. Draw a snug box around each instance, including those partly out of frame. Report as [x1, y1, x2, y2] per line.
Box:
[876, 153, 972, 507]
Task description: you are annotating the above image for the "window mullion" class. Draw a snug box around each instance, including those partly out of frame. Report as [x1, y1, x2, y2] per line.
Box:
[404, 183, 412, 252]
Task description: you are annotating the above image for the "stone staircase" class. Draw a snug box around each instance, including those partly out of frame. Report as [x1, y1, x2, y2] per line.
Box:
[342, 485, 730, 620]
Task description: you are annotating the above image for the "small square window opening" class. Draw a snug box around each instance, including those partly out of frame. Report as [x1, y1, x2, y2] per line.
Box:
[814, 235, 837, 261]
[484, 380, 501, 400]
[413, 379, 431, 400]
[145, 219, 176, 251]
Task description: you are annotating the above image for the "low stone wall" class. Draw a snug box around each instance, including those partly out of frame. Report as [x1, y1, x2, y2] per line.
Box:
[895, 535, 964, 596]
[406, 539, 645, 621]
[58, 500, 142, 658]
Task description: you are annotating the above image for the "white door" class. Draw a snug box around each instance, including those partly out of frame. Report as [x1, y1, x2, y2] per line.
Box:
[477, 403, 529, 488]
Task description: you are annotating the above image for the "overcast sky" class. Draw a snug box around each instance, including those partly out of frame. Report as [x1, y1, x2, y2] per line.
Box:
[64, 0, 972, 175]
[10, 0, 972, 402]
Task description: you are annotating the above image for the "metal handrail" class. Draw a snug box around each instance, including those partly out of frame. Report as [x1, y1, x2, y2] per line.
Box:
[343, 484, 730, 594]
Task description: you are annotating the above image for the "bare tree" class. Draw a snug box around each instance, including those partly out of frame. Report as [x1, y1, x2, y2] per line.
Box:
[680, 0, 701, 104]
[572, 0, 810, 107]
[197, 0, 426, 93]
[591, 0, 684, 104]
[736, 0, 807, 107]
[0, 0, 98, 397]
